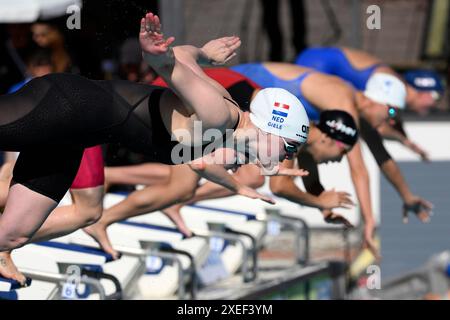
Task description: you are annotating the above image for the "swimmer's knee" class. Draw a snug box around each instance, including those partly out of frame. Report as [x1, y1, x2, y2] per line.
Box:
[71, 187, 104, 226]
[82, 206, 103, 226]
[75, 204, 103, 227]
[246, 175, 265, 189]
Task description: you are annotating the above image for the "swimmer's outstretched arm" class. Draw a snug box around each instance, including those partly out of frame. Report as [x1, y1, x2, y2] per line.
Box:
[188, 148, 274, 204]
[172, 39, 240, 98]
[189, 148, 309, 204]
[270, 159, 354, 211]
[347, 142, 380, 259]
[140, 13, 240, 133]
[377, 123, 429, 161]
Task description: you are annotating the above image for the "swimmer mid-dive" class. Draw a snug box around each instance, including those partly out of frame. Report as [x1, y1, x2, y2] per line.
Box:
[82, 69, 355, 259]
[295, 46, 445, 115]
[230, 62, 433, 258]
[0, 12, 310, 284]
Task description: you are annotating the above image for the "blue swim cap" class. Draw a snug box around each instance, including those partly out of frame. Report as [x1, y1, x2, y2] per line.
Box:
[404, 70, 444, 93]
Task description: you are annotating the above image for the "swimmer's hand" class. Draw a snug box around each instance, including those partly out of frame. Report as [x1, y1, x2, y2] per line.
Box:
[201, 36, 241, 65]
[403, 196, 434, 223]
[318, 189, 355, 210]
[257, 162, 309, 177]
[322, 210, 354, 228]
[140, 12, 175, 56]
[363, 222, 381, 261]
[404, 139, 430, 162]
[237, 185, 275, 204]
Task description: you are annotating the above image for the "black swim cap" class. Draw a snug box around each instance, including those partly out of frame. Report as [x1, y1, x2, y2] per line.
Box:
[317, 110, 358, 146]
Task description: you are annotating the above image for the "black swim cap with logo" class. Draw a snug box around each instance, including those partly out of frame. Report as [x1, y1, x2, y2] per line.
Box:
[317, 110, 358, 146]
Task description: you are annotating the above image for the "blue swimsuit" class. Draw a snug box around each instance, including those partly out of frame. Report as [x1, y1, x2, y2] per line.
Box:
[295, 47, 383, 91]
[230, 63, 321, 121]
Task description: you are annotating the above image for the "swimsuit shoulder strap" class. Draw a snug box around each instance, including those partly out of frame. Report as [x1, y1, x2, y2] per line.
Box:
[224, 96, 241, 131]
[296, 70, 315, 83]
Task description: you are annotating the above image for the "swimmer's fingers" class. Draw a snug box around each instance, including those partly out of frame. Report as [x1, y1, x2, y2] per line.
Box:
[364, 237, 381, 262]
[145, 12, 161, 33]
[202, 36, 241, 65]
[224, 39, 241, 62]
[419, 198, 434, 211]
[222, 36, 241, 49]
[402, 205, 409, 224]
[140, 13, 175, 55]
[162, 37, 175, 48]
[222, 52, 237, 64]
[324, 212, 354, 228]
[403, 197, 434, 224]
[416, 198, 434, 223]
[338, 192, 355, 206]
[410, 142, 430, 162]
[237, 185, 276, 204]
[420, 151, 431, 162]
[153, 14, 162, 33]
[276, 167, 309, 177]
[416, 210, 431, 223]
[140, 18, 146, 34]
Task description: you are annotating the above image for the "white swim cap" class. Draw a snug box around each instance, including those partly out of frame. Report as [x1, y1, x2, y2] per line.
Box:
[364, 73, 407, 109]
[249, 88, 310, 143]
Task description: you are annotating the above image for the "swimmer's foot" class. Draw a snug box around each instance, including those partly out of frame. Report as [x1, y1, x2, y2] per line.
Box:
[83, 223, 121, 260]
[162, 205, 193, 238]
[0, 251, 27, 286]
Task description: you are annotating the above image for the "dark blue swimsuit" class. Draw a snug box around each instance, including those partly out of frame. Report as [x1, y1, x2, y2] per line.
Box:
[295, 47, 383, 91]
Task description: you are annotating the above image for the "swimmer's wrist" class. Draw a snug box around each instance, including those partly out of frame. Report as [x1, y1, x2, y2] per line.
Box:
[198, 48, 214, 66]
[142, 46, 175, 70]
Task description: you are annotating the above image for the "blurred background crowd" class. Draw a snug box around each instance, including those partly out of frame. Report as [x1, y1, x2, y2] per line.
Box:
[1, 0, 448, 107]
[0, 0, 448, 166]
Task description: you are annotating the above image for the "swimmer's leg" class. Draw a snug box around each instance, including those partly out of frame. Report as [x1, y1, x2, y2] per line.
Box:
[0, 184, 58, 284]
[0, 161, 14, 208]
[0, 146, 83, 284]
[30, 146, 105, 241]
[84, 164, 199, 256]
[0, 186, 104, 283]
[30, 186, 104, 243]
[105, 163, 171, 188]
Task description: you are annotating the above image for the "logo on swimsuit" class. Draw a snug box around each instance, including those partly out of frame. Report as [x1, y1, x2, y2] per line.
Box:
[366, 5, 381, 30]
[268, 102, 290, 130]
[325, 120, 357, 137]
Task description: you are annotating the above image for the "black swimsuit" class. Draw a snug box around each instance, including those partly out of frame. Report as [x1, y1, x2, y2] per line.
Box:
[148, 89, 240, 165]
[1, 73, 239, 201]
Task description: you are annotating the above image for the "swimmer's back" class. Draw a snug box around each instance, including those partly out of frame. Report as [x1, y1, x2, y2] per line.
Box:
[0, 73, 161, 151]
[295, 47, 384, 90]
[231, 62, 321, 121]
